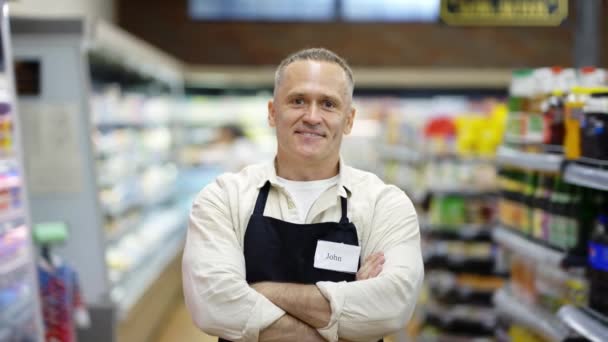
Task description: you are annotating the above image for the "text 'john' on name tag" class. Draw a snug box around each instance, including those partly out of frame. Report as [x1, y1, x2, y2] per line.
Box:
[314, 240, 361, 274]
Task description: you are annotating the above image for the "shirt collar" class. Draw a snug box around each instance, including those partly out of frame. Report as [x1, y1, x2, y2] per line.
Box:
[256, 157, 353, 198]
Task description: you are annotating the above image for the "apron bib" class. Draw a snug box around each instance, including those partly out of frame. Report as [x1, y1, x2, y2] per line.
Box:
[219, 182, 381, 341]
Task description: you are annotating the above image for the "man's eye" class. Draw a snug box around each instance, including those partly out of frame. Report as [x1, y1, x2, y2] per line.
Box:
[292, 98, 304, 105]
[323, 100, 335, 108]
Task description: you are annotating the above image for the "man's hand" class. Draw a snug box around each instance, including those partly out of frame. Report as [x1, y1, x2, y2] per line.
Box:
[356, 252, 385, 281]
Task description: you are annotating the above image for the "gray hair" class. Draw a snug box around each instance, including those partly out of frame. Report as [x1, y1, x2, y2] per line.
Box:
[274, 48, 355, 97]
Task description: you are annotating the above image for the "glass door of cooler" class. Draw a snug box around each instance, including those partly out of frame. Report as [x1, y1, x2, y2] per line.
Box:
[0, 1, 44, 341]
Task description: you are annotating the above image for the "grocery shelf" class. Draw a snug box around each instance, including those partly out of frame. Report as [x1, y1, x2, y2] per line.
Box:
[95, 119, 168, 129]
[492, 226, 586, 268]
[427, 188, 498, 197]
[0, 250, 29, 276]
[424, 254, 496, 276]
[0, 290, 34, 332]
[418, 330, 494, 342]
[0, 208, 24, 224]
[557, 305, 608, 342]
[377, 144, 424, 164]
[105, 216, 143, 245]
[425, 303, 496, 335]
[496, 145, 563, 172]
[423, 224, 493, 242]
[0, 176, 20, 191]
[103, 196, 142, 218]
[111, 228, 185, 319]
[429, 281, 495, 307]
[564, 163, 608, 192]
[493, 287, 569, 342]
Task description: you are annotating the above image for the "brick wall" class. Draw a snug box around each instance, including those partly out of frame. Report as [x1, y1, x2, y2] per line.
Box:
[117, 0, 606, 68]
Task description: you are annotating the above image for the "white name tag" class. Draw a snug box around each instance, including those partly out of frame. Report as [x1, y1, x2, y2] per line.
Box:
[313, 240, 361, 274]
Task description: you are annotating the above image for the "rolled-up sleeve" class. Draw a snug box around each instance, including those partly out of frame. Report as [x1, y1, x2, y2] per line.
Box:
[316, 186, 424, 342]
[182, 180, 285, 341]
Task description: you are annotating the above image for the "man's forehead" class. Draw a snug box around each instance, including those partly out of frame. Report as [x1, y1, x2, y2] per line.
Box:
[281, 60, 350, 94]
[283, 60, 347, 82]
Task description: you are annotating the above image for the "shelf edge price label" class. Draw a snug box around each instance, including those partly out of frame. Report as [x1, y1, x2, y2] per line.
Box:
[441, 0, 568, 26]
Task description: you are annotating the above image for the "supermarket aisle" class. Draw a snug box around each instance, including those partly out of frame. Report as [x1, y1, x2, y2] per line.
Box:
[157, 300, 217, 342]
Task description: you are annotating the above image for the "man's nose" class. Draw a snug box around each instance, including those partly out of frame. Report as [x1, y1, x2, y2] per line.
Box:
[302, 103, 322, 125]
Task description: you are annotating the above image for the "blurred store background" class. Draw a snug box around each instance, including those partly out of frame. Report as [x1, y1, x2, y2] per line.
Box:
[0, 0, 607, 342]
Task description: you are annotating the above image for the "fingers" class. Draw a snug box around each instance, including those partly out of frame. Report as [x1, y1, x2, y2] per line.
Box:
[356, 252, 385, 280]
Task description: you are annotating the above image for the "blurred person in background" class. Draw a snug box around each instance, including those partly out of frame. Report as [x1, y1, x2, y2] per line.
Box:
[182, 48, 424, 341]
[201, 123, 262, 172]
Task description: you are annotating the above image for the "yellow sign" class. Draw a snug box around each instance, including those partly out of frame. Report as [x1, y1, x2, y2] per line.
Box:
[441, 0, 568, 26]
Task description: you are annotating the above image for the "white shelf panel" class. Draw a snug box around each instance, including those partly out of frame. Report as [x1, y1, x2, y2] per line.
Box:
[494, 288, 568, 342]
[0, 176, 20, 191]
[111, 232, 185, 320]
[0, 250, 29, 276]
[564, 163, 608, 192]
[0, 207, 24, 223]
[427, 188, 498, 197]
[493, 226, 566, 267]
[377, 144, 424, 164]
[558, 305, 608, 342]
[496, 145, 563, 172]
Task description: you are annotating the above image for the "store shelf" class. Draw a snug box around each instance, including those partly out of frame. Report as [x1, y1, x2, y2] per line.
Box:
[427, 188, 498, 197]
[423, 224, 493, 242]
[95, 120, 169, 130]
[418, 330, 494, 342]
[105, 215, 143, 245]
[496, 145, 563, 172]
[102, 195, 142, 218]
[564, 163, 608, 192]
[425, 303, 496, 335]
[424, 254, 496, 275]
[0, 208, 24, 224]
[111, 227, 185, 319]
[429, 281, 495, 307]
[0, 176, 20, 191]
[557, 305, 608, 342]
[493, 287, 568, 342]
[493, 226, 586, 268]
[0, 251, 29, 276]
[377, 144, 424, 164]
[108, 205, 187, 318]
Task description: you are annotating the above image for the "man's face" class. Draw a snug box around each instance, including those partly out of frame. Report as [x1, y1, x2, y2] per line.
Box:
[268, 60, 355, 165]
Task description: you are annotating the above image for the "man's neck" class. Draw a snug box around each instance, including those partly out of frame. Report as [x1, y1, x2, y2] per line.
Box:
[275, 154, 339, 181]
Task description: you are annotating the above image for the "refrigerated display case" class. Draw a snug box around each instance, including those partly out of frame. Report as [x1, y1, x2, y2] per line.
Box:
[0, 1, 44, 341]
[11, 16, 188, 342]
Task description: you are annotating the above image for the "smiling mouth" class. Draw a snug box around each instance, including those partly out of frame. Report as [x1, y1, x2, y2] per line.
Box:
[295, 131, 326, 138]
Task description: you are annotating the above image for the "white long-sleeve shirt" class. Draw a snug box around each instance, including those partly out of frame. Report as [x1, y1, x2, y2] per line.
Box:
[182, 159, 424, 342]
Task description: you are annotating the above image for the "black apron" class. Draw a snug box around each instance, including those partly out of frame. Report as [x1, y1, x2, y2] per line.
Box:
[219, 181, 374, 341]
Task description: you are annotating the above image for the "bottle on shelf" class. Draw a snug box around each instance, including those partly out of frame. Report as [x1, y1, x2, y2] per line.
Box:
[589, 213, 608, 315]
[581, 91, 608, 162]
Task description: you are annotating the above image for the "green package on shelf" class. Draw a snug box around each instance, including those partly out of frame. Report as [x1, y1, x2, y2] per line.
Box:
[33, 222, 69, 245]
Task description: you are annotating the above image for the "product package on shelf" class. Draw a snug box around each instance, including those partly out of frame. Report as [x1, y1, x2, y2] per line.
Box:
[494, 66, 608, 342]
[368, 95, 508, 340]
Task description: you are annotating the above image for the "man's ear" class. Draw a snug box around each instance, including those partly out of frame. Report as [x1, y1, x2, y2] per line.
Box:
[268, 100, 276, 128]
[343, 107, 356, 135]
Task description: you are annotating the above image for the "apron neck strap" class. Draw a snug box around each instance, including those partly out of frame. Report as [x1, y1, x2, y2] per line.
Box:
[340, 194, 349, 224]
[254, 181, 350, 224]
[253, 181, 271, 215]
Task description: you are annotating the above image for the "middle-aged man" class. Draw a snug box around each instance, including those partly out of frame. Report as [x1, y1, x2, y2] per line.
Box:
[182, 48, 424, 342]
